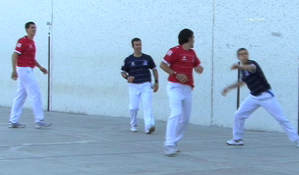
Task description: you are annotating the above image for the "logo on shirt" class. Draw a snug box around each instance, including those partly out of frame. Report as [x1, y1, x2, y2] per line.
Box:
[29, 45, 33, 49]
[143, 60, 148, 65]
[243, 71, 250, 77]
[182, 56, 187, 61]
[131, 62, 135, 66]
[17, 43, 22, 48]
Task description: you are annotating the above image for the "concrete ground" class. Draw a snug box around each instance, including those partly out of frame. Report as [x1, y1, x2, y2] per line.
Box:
[0, 107, 298, 175]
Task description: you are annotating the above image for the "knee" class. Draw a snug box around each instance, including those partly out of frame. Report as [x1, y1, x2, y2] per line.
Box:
[234, 111, 248, 121]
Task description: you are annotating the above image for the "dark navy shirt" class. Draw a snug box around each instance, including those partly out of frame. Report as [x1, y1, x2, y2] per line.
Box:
[121, 53, 157, 83]
[241, 60, 271, 96]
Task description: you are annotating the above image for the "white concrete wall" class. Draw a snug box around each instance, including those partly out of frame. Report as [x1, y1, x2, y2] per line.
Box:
[0, 0, 298, 132]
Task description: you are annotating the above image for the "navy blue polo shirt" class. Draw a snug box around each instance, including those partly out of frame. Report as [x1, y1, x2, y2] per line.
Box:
[241, 60, 271, 96]
[121, 53, 157, 83]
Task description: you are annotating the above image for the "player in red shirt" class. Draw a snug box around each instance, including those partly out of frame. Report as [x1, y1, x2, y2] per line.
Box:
[9, 22, 52, 129]
[160, 29, 204, 156]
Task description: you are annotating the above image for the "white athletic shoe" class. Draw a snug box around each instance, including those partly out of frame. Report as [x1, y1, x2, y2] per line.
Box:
[164, 146, 177, 156]
[131, 126, 137, 132]
[226, 139, 244, 146]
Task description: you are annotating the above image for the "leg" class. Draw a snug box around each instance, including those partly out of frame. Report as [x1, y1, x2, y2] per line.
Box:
[165, 83, 183, 147]
[141, 83, 155, 131]
[233, 95, 260, 140]
[261, 97, 299, 142]
[174, 86, 192, 143]
[21, 68, 45, 123]
[10, 80, 28, 123]
[129, 84, 141, 127]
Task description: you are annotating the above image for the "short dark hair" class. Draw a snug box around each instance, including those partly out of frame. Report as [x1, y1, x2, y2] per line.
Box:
[25, 22, 35, 29]
[178, 29, 194, 45]
[131, 38, 141, 47]
[237, 48, 248, 55]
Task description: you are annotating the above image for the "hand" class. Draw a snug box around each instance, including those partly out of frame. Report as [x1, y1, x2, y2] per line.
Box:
[176, 74, 188, 83]
[127, 76, 135, 83]
[231, 64, 240, 70]
[40, 67, 48, 74]
[195, 66, 204, 74]
[222, 88, 229, 96]
[153, 83, 159, 93]
[11, 71, 18, 80]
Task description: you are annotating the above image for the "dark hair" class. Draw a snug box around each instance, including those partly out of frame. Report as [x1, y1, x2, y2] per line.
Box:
[178, 29, 194, 45]
[237, 48, 248, 55]
[131, 38, 141, 47]
[25, 22, 35, 29]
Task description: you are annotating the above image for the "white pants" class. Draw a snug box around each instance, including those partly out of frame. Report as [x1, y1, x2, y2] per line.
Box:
[165, 82, 192, 146]
[10, 67, 44, 123]
[233, 91, 299, 142]
[129, 82, 155, 130]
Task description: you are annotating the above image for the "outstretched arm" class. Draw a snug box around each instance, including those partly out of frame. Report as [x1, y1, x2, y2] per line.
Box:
[231, 64, 256, 72]
[222, 81, 245, 96]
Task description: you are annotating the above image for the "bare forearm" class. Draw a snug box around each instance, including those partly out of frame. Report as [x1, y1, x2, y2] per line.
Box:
[226, 81, 245, 90]
[121, 72, 128, 79]
[35, 60, 42, 69]
[12, 53, 18, 72]
[235, 64, 255, 71]
[153, 69, 159, 81]
[160, 62, 175, 75]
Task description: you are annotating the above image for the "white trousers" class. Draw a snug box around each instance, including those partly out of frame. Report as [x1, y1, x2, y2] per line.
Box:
[234, 91, 299, 142]
[129, 82, 155, 130]
[165, 82, 192, 146]
[10, 67, 44, 123]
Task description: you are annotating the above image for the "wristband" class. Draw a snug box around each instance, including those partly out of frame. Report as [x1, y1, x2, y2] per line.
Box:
[155, 79, 159, 83]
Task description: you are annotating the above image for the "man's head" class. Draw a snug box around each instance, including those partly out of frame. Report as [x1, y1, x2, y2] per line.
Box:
[237, 48, 249, 62]
[178, 29, 195, 48]
[25, 22, 36, 36]
[131, 38, 142, 54]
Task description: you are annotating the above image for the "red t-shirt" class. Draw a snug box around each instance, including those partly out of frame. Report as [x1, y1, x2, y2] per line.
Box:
[163, 45, 201, 88]
[14, 36, 36, 68]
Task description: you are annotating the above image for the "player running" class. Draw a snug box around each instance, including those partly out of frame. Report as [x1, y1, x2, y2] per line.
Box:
[160, 29, 204, 156]
[121, 38, 159, 134]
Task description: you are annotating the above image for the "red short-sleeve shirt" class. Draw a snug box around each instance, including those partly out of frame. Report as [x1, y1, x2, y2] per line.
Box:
[163, 45, 201, 88]
[15, 36, 36, 68]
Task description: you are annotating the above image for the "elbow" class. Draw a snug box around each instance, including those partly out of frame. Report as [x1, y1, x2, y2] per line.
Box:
[160, 62, 166, 69]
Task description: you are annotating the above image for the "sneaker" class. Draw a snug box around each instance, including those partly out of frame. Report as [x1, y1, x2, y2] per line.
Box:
[131, 126, 137, 132]
[145, 126, 156, 134]
[35, 121, 52, 129]
[174, 144, 181, 153]
[226, 139, 244, 146]
[8, 122, 26, 128]
[164, 146, 177, 156]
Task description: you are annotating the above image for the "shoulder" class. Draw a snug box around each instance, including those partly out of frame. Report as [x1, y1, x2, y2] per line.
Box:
[166, 46, 180, 56]
[124, 54, 134, 61]
[249, 60, 259, 66]
[17, 36, 27, 43]
[189, 48, 197, 55]
[169, 46, 180, 52]
[142, 53, 152, 59]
